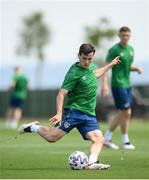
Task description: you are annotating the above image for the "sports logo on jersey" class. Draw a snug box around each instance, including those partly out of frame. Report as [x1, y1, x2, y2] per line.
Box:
[82, 76, 86, 80]
[64, 122, 70, 129]
[130, 51, 134, 56]
[120, 52, 124, 57]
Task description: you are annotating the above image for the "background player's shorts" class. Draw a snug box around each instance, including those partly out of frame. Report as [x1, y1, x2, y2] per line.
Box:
[58, 108, 100, 140]
[10, 97, 24, 109]
[112, 87, 132, 110]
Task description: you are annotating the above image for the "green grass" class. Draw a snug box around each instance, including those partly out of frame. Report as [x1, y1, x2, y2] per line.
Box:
[0, 119, 149, 179]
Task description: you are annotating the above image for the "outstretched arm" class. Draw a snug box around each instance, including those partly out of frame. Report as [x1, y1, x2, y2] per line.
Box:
[95, 56, 121, 79]
[131, 65, 143, 74]
[49, 88, 68, 126]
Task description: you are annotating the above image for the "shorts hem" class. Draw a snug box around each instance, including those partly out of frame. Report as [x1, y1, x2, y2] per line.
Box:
[116, 106, 131, 110]
[81, 128, 100, 140]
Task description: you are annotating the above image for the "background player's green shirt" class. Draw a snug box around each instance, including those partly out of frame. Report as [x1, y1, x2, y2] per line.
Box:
[106, 43, 134, 88]
[62, 62, 97, 116]
[11, 74, 28, 100]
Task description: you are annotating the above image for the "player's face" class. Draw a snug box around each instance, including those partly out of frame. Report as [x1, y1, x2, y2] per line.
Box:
[119, 31, 131, 45]
[78, 52, 94, 69]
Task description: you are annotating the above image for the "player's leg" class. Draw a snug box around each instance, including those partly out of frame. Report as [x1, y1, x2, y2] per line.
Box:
[76, 113, 110, 170]
[38, 126, 66, 142]
[120, 108, 131, 135]
[120, 108, 135, 149]
[119, 88, 132, 136]
[14, 108, 22, 121]
[104, 88, 122, 149]
[86, 130, 104, 163]
[106, 111, 121, 133]
[12, 107, 22, 128]
[85, 130, 110, 170]
[105, 109, 130, 145]
[10, 100, 23, 129]
[18, 121, 66, 142]
[18, 108, 75, 143]
[107, 109, 131, 135]
[7, 108, 13, 120]
[6, 98, 23, 129]
[5, 107, 14, 128]
[105, 87, 135, 149]
[119, 88, 135, 149]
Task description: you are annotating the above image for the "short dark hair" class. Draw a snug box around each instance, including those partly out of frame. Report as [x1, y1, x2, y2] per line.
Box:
[119, 26, 131, 33]
[79, 43, 96, 55]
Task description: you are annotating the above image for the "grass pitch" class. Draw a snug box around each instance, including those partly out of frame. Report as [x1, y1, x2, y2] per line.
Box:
[0, 119, 149, 179]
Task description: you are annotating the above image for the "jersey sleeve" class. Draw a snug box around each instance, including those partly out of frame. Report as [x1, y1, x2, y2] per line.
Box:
[61, 69, 78, 91]
[131, 47, 135, 62]
[106, 48, 115, 63]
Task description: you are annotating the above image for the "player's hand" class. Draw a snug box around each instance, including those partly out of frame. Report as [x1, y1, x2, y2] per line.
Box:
[136, 67, 143, 74]
[49, 114, 62, 126]
[101, 85, 109, 96]
[111, 56, 121, 66]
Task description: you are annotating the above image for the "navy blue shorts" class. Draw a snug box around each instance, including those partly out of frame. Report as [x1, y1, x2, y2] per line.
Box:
[58, 108, 100, 140]
[10, 97, 24, 109]
[112, 87, 132, 110]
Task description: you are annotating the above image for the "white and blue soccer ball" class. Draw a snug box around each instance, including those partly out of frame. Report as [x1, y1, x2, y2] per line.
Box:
[68, 151, 88, 170]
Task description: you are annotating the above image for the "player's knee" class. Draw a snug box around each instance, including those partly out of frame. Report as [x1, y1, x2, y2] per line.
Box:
[125, 109, 132, 117]
[94, 134, 104, 145]
[98, 136, 104, 145]
[122, 109, 131, 118]
[46, 135, 58, 143]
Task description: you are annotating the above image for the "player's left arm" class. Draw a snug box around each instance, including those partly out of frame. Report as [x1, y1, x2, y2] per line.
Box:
[95, 56, 121, 79]
[131, 64, 143, 74]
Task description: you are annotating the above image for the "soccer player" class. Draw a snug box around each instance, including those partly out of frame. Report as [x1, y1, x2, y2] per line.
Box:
[5, 67, 28, 129]
[18, 43, 120, 170]
[101, 27, 142, 150]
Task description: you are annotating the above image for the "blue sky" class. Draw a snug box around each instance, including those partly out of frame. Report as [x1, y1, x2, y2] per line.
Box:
[0, 0, 149, 89]
[0, 0, 149, 66]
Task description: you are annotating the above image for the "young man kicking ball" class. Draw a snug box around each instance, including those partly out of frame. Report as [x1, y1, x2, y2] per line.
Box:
[18, 43, 120, 170]
[101, 27, 142, 150]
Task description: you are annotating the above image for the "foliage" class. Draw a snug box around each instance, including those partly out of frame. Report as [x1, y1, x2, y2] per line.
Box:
[17, 12, 50, 61]
[85, 17, 117, 65]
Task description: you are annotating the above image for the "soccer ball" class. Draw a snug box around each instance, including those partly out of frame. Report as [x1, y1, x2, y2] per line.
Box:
[68, 151, 88, 170]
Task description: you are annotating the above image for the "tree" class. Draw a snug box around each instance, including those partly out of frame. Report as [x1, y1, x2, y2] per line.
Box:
[17, 12, 50, 89]
[85, 17, 117, 95]
[17, 12, 50, 61]
[85, 17, 117, 65]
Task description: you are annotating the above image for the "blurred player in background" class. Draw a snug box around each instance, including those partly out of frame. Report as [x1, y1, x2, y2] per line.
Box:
[101, 27, 142, 150]
[5, 67, 28, 129]
[18, 43, 120, 170]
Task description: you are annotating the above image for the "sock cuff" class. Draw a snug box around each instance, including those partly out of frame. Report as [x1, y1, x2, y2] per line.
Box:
[31, 124, 40, 132]
[122, 134, 129, 144]
[104, 130, 113, 141]
[88, 154, 98, 165]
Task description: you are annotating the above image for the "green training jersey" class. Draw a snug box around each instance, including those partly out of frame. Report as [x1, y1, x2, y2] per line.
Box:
[11, 74, 28, 100]
[106, 43, 134, 88]
[62, 62, 97, 116]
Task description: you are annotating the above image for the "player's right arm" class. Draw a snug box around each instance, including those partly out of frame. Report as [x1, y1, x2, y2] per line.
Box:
[49, 66, 78, 126]
[50, 88, 68, 126]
